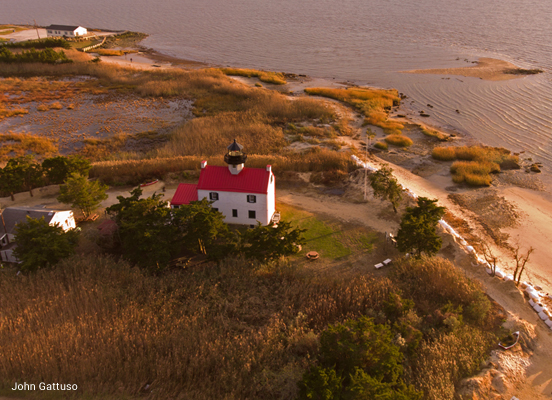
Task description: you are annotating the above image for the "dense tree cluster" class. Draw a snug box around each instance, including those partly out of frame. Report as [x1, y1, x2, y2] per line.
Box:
[4, 38, 71, 49]
[106, 189, 305, 270]
[13, 217, 80, 272]
[0, 47, 72, 64]
[0, 155, 90, 200]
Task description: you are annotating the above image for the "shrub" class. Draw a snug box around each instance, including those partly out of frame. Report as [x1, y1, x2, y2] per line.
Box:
[432, 147, 457, 161]
[385, 134, 413, 147]
[374, 141, 388, 150]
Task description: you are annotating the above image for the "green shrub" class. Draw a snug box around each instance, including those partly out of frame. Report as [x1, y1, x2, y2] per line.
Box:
[374, 141, 388, 150]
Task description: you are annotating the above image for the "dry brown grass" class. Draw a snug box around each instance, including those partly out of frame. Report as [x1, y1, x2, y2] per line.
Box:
[0, 106, 28, 120]
[94, 49, 137, 57]
[304, 87, 402, 134]
[0, 132, 58, 161]
[91, 148, 359, 185]
[0, 255, 394, 399]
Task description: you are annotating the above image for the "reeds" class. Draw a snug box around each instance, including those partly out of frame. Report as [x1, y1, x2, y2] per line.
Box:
[0, 254, 394, 398]
[90, 148, 359, 185]
[420, 126, 449, 141]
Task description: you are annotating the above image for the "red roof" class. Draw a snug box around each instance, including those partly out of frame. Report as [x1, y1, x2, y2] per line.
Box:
[171, 183, 198, 206]
[197, 166, 271, 194]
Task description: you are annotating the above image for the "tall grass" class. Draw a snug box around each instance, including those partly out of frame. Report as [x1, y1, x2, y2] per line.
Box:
[91, 148, 359, 185]
[0, 255, 393, 399]
[304, 87, 402, 134]
[220, 67, 287, 85]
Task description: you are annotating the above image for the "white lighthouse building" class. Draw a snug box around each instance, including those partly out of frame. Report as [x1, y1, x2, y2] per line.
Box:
[171, 140, 277, 226]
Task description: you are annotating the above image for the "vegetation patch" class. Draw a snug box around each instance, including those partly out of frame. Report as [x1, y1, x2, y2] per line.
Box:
[432, 145, 517, 186]
[374, 141, 388, 150]
[0, 47, 72, 64]
[0, 106, 28, 120]
[221, 67, 287, 85]
[0, 132, 57, 161]
[304, 87, 402, 134]
[4, 37, 71, 49]
[420, 125, 449, 141]
[385, 134, 413, 147]
[93, 49, 137, 57]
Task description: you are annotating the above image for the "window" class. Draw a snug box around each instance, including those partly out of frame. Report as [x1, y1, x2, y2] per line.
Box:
[209, 192, 219, 201]
[247, 195, 256, 203]
[232, 209, 238, 218]
[248, 210, 256, 219]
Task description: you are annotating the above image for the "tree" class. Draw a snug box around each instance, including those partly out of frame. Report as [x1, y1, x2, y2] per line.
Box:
[0, 156, 42, 199]
[298, 316, 422, 400]
[512, 245, 534, 285]
[240, 221, 306, 261]
[13, 216, 80, 272]
[57, 173, 108, 218]
[369, 165, 403, 213]
[106, 188, 180, 269]
[42, 155, 91, 184]
[396, 197, 445, 258]
[480, 242, 499, 277]
[173, 198, 232, 257]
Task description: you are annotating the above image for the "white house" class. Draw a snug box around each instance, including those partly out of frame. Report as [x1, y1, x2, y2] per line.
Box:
[46, 25, 87, 38]
[0, 206, 76, 263]
[171, 140, 277, 226]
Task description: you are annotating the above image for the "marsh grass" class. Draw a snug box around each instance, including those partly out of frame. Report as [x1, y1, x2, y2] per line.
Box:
[432, 146, 517, 186]
[94, 49, 137, 57]
[221, 67, 287, 85]
[304, 87, 402, 134]
[0, 132, 57, 161]
[0, 254, 394, 399]
[374, 141, 388, 150]
[91, 148, 359, 185]
[384, 134, 413, 147]
[0, 106, 28, 120]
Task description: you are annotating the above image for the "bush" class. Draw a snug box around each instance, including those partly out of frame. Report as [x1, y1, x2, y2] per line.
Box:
[374, 141, 388, 150]
[385, 134, 413, 147]
[391, 257, 492, 325]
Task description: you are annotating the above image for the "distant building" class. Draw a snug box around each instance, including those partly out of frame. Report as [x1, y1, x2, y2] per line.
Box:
[171, 140, 277, 226]
[0, 206, 76, 263]
[45, 25, 87, 38]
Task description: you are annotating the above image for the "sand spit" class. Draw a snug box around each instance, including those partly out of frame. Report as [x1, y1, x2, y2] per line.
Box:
[404, 57, 542, 81]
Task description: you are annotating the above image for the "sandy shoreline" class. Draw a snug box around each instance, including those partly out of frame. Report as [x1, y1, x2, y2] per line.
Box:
[403, 57, 543, 81]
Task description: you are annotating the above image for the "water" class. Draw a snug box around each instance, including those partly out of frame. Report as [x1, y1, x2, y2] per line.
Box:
[4, 0, 552, 164]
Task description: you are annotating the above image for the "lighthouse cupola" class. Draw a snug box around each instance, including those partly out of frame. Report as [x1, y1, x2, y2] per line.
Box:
[224, 139, 247, 175]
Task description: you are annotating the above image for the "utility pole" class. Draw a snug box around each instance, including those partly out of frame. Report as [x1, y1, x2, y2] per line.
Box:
[34, 20, 41, 40]
[364, 129, 375, 200]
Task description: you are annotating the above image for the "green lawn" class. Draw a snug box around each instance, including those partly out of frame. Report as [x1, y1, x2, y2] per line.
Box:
[278, 203, 377, 260]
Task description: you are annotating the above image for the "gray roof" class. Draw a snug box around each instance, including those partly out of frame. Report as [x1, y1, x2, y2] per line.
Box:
[0, 207, 58, 236]
[46, 25, 84, 31]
